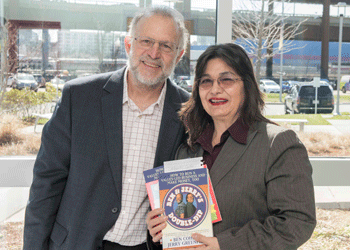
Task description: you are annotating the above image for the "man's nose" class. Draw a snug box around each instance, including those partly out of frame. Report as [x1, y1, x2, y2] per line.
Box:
[147, 42, 161, 59]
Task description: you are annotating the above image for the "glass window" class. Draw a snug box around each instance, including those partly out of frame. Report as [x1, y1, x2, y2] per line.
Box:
[0, 2, 216, 248]
[231, 0, 350, 158]
[0, 0, 216, 156]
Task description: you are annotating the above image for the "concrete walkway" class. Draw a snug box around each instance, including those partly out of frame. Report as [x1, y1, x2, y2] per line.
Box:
[314, 186, 350, 209]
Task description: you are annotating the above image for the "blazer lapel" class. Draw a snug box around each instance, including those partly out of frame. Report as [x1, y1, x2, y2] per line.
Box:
[210, 128, 258, 188]
[101, 69, 125, 201]
[153, 79, 184, 168]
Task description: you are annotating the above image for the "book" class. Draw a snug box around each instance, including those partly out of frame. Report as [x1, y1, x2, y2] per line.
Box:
[143, 166, 164, 209]
[159, 168, 213, 249]
[203, 165, 222, 224]
[164, 158, 222, 224]
[143, 158, 221, 223]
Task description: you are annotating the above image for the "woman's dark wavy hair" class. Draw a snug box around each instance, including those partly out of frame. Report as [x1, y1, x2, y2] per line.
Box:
[179, 43, 272, 147]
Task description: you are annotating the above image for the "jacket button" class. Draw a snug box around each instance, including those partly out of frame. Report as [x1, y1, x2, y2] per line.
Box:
[111, 207, 118, 213]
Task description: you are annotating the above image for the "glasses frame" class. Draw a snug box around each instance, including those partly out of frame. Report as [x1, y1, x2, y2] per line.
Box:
[198, 73, 242, 90]
[133, 36, 178, 54]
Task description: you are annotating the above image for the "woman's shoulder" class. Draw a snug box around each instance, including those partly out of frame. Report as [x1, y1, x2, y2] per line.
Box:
[254, 121, 302, 147]
[255, 120, 297, 136]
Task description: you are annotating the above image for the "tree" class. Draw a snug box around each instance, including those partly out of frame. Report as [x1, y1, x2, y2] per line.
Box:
[0, 21, 16, 110]
[231, 0, 308, 82]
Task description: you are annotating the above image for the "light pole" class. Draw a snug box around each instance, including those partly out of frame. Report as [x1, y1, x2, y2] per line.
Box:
[335, 2, 347, 116]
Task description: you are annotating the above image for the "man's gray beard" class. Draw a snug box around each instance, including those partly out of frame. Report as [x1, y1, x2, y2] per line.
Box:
[128, 50, 177, 89]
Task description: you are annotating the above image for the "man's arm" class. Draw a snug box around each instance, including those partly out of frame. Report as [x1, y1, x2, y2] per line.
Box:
[23, 84, 72, 249]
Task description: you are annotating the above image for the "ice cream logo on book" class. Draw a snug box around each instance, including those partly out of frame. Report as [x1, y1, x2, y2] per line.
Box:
[163, 183, 208, 230]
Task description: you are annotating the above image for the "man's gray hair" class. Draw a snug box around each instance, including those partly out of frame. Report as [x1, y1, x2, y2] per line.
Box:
[128, 6, 189, 53]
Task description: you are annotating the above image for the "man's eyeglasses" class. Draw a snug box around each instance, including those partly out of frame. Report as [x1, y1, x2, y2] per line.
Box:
[134, 36, 178, 54]
[198, 73, 242, 90]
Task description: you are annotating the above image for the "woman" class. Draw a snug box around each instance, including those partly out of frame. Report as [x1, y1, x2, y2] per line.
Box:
[146, 43, 316, 249]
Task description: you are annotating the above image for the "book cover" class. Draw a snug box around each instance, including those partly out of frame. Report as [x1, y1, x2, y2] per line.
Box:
[143, 159, 222, 224]
[164, 158, 222, 224]
[159, 168, 213, 250]
[203, 165, 222, 224]
[143, 166, 164, 209]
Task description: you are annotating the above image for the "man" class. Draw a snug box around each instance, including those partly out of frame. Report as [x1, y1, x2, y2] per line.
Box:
[23, 6, 190, 250]
[184, 193, 196, 218]
[174, 193, 186, 219]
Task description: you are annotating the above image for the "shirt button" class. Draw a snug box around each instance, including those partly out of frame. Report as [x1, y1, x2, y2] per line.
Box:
[111, 207, 118, 213]
[128, 179, 132, 183]
[121, 211, 126, 215]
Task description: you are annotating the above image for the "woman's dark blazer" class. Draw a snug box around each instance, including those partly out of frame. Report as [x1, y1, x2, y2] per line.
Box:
[175, 121, 316, 250]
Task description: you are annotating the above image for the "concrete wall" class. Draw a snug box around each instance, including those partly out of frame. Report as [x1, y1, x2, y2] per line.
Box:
[0, 157, 349, 222]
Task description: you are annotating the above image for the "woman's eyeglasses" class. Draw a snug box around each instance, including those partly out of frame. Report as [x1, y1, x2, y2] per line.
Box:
[198, 73, 242, 90]
[134, 36, 178, 54]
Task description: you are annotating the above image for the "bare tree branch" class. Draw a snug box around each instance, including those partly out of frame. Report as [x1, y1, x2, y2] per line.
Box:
[231, 0, 308, 81]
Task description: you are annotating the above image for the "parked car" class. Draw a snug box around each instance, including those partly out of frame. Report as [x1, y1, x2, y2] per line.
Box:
[50, 77, 66, 91]
[6, 76, 14, 87]
[33, 74, 46, 88]
[174, 75, 190, 85]
[11, 73, 38, 91]
[342, 82, 350, 93]
[177, 79, 193, 92]
[259, 79, 281, 93]
[284, 82, 334, 114]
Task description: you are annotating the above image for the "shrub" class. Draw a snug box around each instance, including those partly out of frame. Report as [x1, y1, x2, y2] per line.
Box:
[0, 114, 23, 146]
[2, 88, 56, 117]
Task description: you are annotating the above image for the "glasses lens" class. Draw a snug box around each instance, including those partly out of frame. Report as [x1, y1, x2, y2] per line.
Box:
[199, 78, 213, 89]
[136, 36, 176, 53]
[137, 37, 153, 48]
[160, 42, 175, 53]
[218, 76, 236, 88]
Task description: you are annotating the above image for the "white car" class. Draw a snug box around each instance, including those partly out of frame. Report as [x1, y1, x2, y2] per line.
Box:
[259, 79, 281, 93]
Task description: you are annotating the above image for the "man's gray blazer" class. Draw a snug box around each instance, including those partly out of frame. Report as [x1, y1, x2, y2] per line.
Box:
[176, 121, 316, 250]
[23, 67, 190, 250]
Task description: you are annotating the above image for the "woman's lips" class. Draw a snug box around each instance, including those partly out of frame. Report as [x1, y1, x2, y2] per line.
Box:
[209, 98, 228, 106]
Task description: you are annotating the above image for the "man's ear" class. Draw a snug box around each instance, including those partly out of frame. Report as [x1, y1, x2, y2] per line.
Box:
[125, 36, 132, 55]
[175, 49, 185, 64]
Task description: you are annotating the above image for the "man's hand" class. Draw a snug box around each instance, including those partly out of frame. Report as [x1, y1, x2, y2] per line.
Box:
[146, 208, 168, 243]
[186, 233, 220, 250]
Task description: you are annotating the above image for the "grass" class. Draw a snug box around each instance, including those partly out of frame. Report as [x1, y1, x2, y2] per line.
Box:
[0, 114, 41, 156]
[299, 208, 350, 249]
[265, 93, 350, 103]
[266, 113, 350, 125]
[298, 132, 350, 157]
[266, 114, 332, 125]
[0, 115, 24, 146]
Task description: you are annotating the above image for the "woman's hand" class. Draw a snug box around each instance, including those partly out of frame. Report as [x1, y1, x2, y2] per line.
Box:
[146, 208, 168, 243]
[186, 233, 220, 250]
